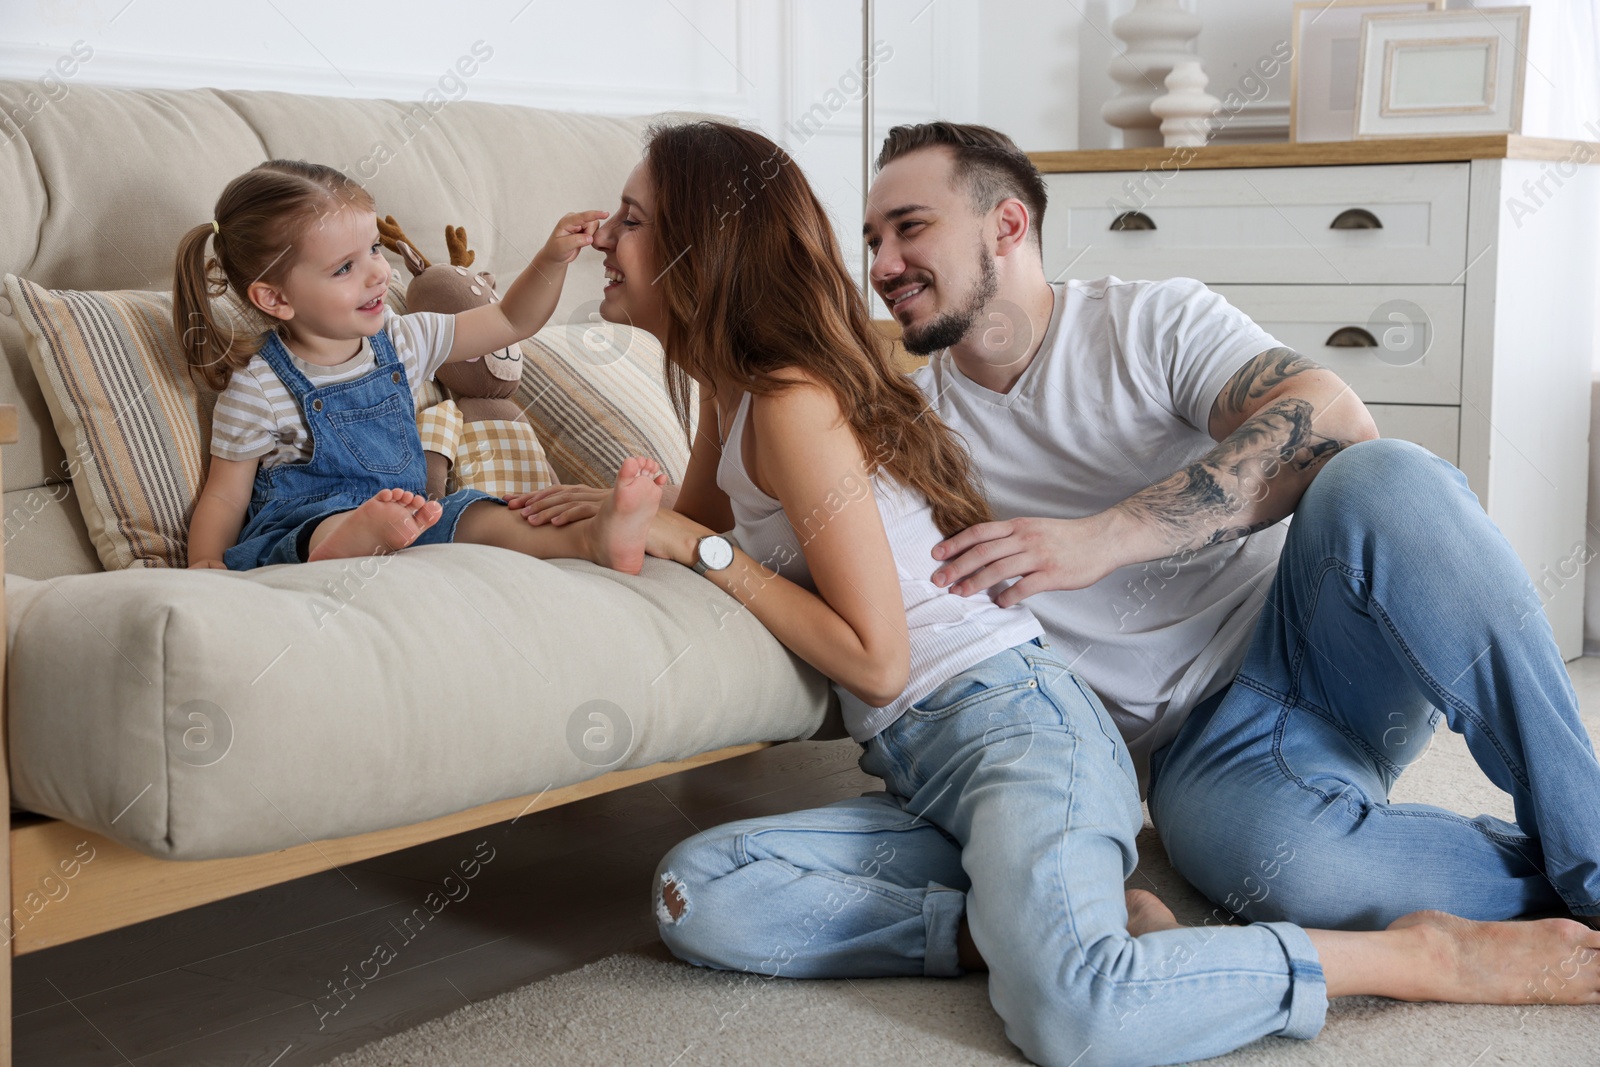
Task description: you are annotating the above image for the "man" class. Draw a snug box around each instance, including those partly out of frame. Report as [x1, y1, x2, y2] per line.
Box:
[645, 120, 1600, 1067]
[866, 120, 1600, 934]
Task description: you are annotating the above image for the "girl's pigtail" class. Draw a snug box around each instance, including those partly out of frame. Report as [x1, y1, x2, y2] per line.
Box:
[172, 224, 232, 392]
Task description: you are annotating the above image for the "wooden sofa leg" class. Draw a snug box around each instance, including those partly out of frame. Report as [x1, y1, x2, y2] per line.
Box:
[1, 407, 15, 1067]
[1, 817, 10, 1067]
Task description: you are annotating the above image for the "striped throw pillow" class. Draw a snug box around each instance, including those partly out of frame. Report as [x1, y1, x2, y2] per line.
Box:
[516, 323, 694, 488]
[3, 276, 244, 570]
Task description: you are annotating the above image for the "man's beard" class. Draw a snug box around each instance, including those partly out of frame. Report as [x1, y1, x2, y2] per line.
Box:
[900, 248, 999, 356]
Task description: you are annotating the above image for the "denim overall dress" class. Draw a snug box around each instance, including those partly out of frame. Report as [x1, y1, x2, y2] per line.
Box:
[223, 327, 503, 570]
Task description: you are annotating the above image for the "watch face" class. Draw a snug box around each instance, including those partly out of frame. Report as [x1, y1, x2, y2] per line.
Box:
[700, 536, 735, 571]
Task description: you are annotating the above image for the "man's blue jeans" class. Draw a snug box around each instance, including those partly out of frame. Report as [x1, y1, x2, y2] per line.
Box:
[654, 640, 1328, 1067]
[1150, 438, 1600, 929]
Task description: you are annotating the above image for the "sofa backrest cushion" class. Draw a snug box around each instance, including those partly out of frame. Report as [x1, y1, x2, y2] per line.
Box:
[0, 80, 673, 577]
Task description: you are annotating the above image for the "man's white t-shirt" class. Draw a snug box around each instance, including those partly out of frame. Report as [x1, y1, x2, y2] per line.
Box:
[912, 277, 1288, 793]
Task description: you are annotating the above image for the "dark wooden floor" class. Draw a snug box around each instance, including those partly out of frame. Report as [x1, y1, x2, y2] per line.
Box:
[13, 738, 879, 1066]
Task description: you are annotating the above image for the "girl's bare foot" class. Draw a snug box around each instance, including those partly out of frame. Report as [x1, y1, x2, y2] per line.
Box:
[583, 457, 665, 575]
[1387, 909, 1600, 1004]
[306, 489, 442, 562]
[1125, 889, 1183, 937]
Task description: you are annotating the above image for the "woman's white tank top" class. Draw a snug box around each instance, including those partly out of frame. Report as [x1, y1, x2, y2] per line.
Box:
[716, 390, 1043, 742]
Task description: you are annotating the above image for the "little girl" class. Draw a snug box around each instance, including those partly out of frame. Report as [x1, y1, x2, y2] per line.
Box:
[175, 159, 662, 572]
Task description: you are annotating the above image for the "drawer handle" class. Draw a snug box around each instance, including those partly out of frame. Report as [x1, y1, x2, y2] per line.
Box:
[1110, 211, 1156, 231]
[1330, 208, 1383, 230]
[1325, 326, 1379, 348]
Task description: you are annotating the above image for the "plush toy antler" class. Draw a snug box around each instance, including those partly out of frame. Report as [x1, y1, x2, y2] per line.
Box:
[377, 212, 552, 500]
[377, 214, 430, 277]
[444, 225, 476, 268]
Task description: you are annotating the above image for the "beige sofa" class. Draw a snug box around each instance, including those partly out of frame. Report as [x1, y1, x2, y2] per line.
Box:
[0, 81, 837, 1064]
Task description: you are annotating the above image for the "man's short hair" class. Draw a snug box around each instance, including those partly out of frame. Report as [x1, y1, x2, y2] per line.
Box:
[875, 122, 1048, 251]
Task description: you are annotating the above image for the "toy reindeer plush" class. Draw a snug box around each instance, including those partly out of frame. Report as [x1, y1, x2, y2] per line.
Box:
[378, 216, 555, 501]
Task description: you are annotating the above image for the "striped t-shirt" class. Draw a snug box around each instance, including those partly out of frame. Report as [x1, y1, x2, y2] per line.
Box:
[210, 308, 455, 469]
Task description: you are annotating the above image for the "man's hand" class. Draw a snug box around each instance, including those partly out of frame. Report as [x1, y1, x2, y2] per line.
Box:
[933, 348, 1379, 611]
[931, 513, 1123, 607]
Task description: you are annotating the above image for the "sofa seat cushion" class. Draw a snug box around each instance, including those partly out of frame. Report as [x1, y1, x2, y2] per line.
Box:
[5, 547, 837, 860]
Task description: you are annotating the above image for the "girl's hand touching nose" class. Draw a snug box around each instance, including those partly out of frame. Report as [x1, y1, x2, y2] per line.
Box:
[534, 210, 608, 268]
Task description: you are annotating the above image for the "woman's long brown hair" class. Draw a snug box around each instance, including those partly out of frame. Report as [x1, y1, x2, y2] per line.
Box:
[643, 121, 992, 538]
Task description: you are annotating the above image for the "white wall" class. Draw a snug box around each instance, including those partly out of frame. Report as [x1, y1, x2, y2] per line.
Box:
[0, 0, 978, 297]
[2, 0, 1593, 286]
[1065, 0, 1294, 148]
[0, 1, 753, 111]
[984, 0, 1597, 150]
[972, 2, 1081, 152]
[1457, 0, 1600, 140]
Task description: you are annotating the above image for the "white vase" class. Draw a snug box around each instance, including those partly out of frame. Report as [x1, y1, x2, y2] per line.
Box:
[1150, 60, 1220, 148]
[1102, 0, 1204, 148]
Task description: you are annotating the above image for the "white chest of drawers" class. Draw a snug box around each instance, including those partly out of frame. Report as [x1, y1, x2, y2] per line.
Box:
[1031, 137, 1600, 658]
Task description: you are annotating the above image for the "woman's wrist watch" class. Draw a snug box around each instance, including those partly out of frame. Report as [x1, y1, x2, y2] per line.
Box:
[692, 532, 739, 575]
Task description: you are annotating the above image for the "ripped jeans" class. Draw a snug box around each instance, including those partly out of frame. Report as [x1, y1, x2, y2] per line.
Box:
[652, 639, 1327, 1067]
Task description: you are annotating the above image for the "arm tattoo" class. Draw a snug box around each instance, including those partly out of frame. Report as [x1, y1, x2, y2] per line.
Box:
[1213, 347, 1324, 428]
[1127, 349, 1349, 551]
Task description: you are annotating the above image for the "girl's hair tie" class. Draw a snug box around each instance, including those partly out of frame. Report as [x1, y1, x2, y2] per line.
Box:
[211, 220, 221, 236]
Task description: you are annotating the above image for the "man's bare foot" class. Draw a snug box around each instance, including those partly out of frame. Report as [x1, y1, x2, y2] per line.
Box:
[1388, 909, 1600, 1004]
[1125, 889, 1183, 937]
[306, 489, 442, 562]
[583, 457, 664, 575]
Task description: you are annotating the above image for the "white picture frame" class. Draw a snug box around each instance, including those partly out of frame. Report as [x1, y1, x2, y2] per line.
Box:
[1290, 0, 1445, 143]
[1354, 7, 1530, 139]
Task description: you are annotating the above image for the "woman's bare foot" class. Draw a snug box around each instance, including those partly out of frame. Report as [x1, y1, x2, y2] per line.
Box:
[1387, 909, 1600, 1004]
[1125, 889, 1183, 937]
[583, 457, 664, 575]
[306, 489, 442, 562]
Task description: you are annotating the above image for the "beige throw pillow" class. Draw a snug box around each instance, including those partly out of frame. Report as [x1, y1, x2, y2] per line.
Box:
[516, 322, 693, 488]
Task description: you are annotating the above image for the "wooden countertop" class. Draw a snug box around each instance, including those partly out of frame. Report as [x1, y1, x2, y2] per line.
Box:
[1029, 134, 1600, 173]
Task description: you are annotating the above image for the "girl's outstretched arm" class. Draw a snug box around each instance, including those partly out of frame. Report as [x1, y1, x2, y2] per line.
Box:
[187, 455, 258, 568]
[444, 209, 608, 363]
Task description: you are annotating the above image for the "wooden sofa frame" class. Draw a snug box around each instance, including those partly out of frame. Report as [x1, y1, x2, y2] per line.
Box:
[0, 399, 777, 1063]
[0, 322, 914, 1060]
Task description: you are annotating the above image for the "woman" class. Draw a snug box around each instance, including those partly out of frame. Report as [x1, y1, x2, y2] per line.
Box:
[511, 122, 1600, 1067]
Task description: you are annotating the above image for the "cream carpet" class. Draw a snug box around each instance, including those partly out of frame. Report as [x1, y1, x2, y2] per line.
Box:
[328, 662, 1600, 1066]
